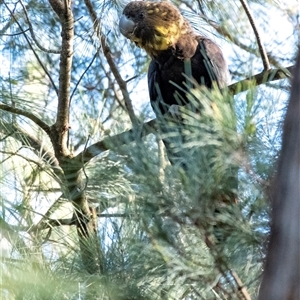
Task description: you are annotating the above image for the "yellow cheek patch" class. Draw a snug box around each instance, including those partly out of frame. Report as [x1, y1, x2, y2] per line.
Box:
[154, 34, 162, 42]
[151, 23, 182, 50]
[155, 25, 170, 36]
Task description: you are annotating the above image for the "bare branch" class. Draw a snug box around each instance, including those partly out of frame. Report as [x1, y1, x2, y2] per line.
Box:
[48, 0, 64, 18]
[18, 130, 60, 168]
[0, 122, 60, 168]
[228, 65, 293, 94]
[48, 0, 74, 157]
[0, 7, 23, 35]
[75, 118, 156, 163]
[83, 0, 140, 129]
[231, 270, 252, 300]
[101, 35, 140, 129]
[0, 103, 51, 135]
[70, 46, 100, 101]
[197, 13, 282, 69]
[0, 28, 30, 36]
[20, 0, 61, 54]
[239, 0, 270, 70]
[183, 0, 281, 68]
[3, 1, 58, 95]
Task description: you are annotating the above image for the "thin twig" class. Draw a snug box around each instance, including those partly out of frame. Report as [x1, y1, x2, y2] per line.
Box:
[101, 35, 140, 129]
[240, 0, 270, 70]
[180, 0, 281, 69]
[19, 0, 61, 54]
[0, 28, 30, 36]
[70, 46, 101, 101]
[0, 149, 45, 168]
[81, 135, 91, 192]
[231, 270, 252, 300]
[3, 2, 59, 95]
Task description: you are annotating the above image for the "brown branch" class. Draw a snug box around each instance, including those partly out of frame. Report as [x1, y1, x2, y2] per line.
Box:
[75, 65, 293, 164]
[228, 65, 293, 94]
[0, 103, 51, 135]
[30, 218, 75, 232]
[48, 0, 74, 157]
[48, 0, 64, 18]
[0, 28, 30, 36]
[83, 0, 140, 129]
[16, 129, 60, 168]
[101, 36, 140, 129]
[75, 119, 157, 163]
[1, 123, 61, 172]
[231, 270, 252, 300]
[239, 0, 270, 70]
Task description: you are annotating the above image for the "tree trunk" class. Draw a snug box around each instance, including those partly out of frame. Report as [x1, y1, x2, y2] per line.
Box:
[258, 47, 300, 300]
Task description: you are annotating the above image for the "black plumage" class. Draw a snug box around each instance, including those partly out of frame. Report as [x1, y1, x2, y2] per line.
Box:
[119, 1, 230, 166]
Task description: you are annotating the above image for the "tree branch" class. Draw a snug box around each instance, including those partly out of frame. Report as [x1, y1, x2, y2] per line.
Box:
[182, 0, 282, 69]
[1, 149, 45, 168]
[30, 217, 75, 232]
[48, 0, 74, 157]
[20, 0, 61, 54]
[240, 0, 270, 70]
[0, 122, 61, 170]
[197, 12, 282, 69]
[83, 0, 140, 129]
[0, 103, 51, 135]
[3, 1, 58, 95]
[75, 118, 157, 163]
[228, 65, 293, 94]
[231, 270, 252, 300]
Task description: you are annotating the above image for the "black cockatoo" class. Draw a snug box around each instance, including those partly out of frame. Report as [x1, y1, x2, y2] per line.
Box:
[119, 1, 237, 245]
[119, 1, 231, 168]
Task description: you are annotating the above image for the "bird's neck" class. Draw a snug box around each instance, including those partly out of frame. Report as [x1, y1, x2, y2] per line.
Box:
[149, 33, 198, 61]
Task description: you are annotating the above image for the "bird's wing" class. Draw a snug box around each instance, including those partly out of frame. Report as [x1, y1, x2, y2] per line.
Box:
[200, 38, 231, 88]
[148, 59, 167, 116]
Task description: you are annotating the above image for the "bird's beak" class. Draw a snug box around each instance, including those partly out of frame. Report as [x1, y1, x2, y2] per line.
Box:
[119, 15, 136, 38]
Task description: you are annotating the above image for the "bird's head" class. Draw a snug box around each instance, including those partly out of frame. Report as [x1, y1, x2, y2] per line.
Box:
[119, 1, 193, 57]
